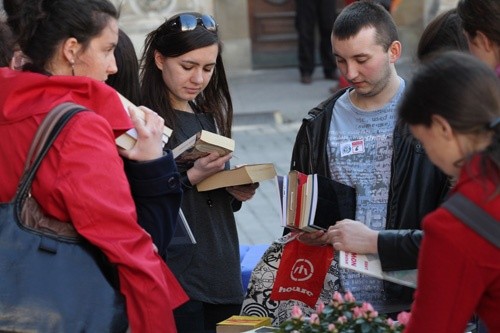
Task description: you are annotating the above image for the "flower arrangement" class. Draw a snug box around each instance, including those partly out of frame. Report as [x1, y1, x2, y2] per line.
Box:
[277, 291, 410, 333]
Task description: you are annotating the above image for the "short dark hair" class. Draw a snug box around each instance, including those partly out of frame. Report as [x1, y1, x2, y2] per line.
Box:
[417, 9, 469, 61]
[333, 0, 398, 50]
[4, 0, 118, 73]
[457, 0, 500, 45]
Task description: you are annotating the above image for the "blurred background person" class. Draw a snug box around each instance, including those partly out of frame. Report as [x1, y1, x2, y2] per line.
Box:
[295, 0, 338, 84]
[417, 8, 469, 61]
[457, 0, 500, 76]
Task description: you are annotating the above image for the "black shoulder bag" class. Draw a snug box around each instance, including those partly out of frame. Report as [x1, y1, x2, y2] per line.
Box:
[0, 103, 128, 332]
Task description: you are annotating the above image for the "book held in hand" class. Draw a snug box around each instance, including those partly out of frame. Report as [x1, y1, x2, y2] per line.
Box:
[196, 163, 277, 192]
[115, 93, 172, 150]
[172, 130, 235, 163]
[339, 250, 417, 288]
[281, 171, 356, 232]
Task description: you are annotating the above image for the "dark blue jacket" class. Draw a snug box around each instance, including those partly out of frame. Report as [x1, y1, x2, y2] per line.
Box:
[123, 149, 182, 259]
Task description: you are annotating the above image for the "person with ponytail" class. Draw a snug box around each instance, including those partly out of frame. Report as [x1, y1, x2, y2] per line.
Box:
[0, 0, 187, 331]
[399, 51, 500, 333]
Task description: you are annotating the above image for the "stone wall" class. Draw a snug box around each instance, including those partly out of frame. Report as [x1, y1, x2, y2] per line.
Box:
[113, 0, 215, 57]
[393, 0, 459, 62]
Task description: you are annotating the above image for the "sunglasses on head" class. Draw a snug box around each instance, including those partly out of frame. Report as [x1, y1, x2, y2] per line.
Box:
[167, 13, 218, 32]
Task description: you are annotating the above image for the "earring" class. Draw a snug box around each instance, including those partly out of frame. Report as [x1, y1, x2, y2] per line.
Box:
[70, 60, 75, 76]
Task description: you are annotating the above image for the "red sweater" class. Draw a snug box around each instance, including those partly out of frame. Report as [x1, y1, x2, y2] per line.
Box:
[0, 68, 187, 332]
[405, 157, 500, 333]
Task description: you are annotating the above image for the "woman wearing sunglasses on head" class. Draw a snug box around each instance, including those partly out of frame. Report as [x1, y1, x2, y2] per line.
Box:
[141, 12, 258, 332]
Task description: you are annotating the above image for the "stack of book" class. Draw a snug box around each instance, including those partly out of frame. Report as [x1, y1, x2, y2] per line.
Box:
[280, 171, 356, 232]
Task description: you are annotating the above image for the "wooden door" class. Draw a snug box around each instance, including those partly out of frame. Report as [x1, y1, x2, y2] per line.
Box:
[248, 0, 297, 69]
[247, 0, 346, 69]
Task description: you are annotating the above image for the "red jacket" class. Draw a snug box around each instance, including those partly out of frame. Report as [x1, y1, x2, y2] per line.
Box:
[405, 157, 500, 333]
[0, 68, 187, 332]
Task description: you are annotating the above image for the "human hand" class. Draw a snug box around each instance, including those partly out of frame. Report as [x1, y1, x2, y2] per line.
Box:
[118, 106, 164, 161]
[326, 219, 378, 254]
[187, 152, 232, 185]
[297, 230, 329, 246]
[226, 183, 259, 201]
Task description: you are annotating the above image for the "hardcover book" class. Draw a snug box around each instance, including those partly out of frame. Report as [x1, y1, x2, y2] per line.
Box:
[339, 251, 417, 288]
[115, 93, 172, 150]
[196, 163, 277, 192]
[172, 130, 235, 163]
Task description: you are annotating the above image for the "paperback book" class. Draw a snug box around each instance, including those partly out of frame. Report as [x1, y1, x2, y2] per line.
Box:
[339, 251, 417, 288]
[115, 93, 172, 150]
[172, 130, 235, 163]
[197, 163, 277, 192]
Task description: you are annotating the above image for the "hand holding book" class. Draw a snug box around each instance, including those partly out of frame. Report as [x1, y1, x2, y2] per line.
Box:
[118, 105, 165, 161]
[185, 152, 232, 186]
[226, 182, 260, 201]
[115, 93, 172, 150]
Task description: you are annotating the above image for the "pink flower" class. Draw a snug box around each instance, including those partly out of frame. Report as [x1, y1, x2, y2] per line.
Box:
[337, 315, 347, 324]
[328, 323, 336, 332]
[291, 305, 303, 319]
[361, 302, 374, 313]
[309, 313, 320, 325]
[344, 291, 356, 302]
[397, 311, 411, 325]
[332, 291, 344, 304]
[387, 318, 395, 327]
[316, 302, 325, 314]
[353, 306, 363, 318]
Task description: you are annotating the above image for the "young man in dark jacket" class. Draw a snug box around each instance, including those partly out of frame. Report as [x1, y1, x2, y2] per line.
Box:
[293, 0, 449, 314]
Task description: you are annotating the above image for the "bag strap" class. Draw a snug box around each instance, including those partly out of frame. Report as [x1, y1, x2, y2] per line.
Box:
[14, 102, 87, 208]
[442, 193, 500, 249]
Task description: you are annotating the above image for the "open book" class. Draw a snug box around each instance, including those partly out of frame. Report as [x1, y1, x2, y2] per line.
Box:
[339, 251, 417, 288]
[196, 163, 277, 192]
[115, 93, 172, 150]
[172, 130, 235, 164]
[281, 171, 356, 232]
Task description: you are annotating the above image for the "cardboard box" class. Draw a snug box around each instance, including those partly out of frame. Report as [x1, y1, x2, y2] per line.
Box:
[216, 316, 272, 333]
